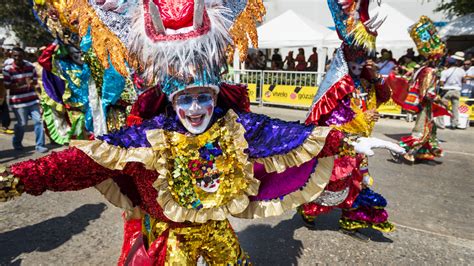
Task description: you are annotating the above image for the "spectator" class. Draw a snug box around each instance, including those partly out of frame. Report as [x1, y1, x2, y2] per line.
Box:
[400, 56, 418, 78]
[0, 74, 13, 134]
[245, 52, 256, 70]
[377, 49, 396, 75]
[398, 48, 415, 65]
[463, 59, 474, 98]
[283, 51, 295, 71]
[0, 50, 13, 134]
[325, 49, 337, 71]
[295, 48, 307, 71]
[438, 53, 466, 129]
[307, 47, 318, 71]
[255, 50, 266, 70]
[271, 49, 283, 70]
[2, 47, 48, 152]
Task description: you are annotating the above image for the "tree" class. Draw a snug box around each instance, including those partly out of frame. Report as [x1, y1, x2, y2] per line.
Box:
[0, 0, 52, 47]
[433, 0, 474, 17]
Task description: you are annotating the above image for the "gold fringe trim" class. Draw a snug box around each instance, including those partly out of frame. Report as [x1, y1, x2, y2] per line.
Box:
[71, 140, 157, 170]
[148, 110, 260, 223]
[254, 127, 331, 173]
[235, 156, 334, 219]
[68, 0, 133, 77]
[228, 0, 266, 62]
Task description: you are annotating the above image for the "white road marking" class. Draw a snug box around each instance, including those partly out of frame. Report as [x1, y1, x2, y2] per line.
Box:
[444, 150, 474, 157]
[394, 223, 474, 249]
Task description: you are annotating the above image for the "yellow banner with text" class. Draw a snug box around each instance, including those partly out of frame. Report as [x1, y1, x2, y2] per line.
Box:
[247, 83, 257, 102]
[261, 85, 318, 107]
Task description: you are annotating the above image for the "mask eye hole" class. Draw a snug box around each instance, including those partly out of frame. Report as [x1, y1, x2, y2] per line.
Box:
[176, 95, 194, 107]
[197, 94, 213, 105]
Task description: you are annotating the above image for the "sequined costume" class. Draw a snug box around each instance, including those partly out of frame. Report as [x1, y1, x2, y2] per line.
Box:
[300, 0, 395, 233]
[5, 106, 344, 264]
[398, 67, 444, 162]
[396, 16, 447, 162]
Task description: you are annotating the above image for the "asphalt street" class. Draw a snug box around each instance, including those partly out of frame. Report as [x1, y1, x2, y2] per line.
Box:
[0, 106, 473, 265]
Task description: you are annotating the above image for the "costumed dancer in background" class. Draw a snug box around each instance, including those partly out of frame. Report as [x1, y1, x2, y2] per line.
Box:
[1, 0, 406, 264]
[299, 0, 397, 240]
[390, 16, 448, 164]
[32, 2, 137, 144]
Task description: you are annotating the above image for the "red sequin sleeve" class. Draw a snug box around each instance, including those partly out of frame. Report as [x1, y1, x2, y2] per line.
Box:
[317, 129, 345, 158]
[10, 147, 121, 196]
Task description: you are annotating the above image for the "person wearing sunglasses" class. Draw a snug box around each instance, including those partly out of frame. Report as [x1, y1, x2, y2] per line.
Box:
[463, 60, 474, 99]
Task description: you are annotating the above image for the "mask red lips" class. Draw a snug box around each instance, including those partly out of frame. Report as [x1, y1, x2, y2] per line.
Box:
[143, 0, 211, 41]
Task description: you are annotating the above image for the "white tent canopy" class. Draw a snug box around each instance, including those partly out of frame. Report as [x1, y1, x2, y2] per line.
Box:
[439, 13, 474, 39]
[323, 3, 416, 57]
[257, 9, 332, 48]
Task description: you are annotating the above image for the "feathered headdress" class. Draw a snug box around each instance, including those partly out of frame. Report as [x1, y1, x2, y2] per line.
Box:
[32, 0, 265, 97]
[328, 0, 386, 54]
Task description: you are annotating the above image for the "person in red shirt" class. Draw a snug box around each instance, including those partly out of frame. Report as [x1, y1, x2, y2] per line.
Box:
[295, 48, 307, 71]
[2, 47, 48, 153]
[307, 47, 319, 71]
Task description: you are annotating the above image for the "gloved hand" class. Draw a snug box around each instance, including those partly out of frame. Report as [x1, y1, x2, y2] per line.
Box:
[352, 137, 406, 157]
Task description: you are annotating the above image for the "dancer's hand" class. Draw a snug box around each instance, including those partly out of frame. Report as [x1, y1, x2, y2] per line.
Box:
[0, 165, 23, 202]
[364, 109, 380, 122]
[352, 137, 406, 157]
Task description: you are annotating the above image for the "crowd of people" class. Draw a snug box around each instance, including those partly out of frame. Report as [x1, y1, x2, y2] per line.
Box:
[246, 47, 319, 71]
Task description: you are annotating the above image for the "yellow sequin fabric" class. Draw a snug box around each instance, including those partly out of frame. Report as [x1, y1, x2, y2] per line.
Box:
[147, 110, 260, 223]
[157, 219, 250, 265]
[228, 0, 266, 62]
[334, 82, 377, 137]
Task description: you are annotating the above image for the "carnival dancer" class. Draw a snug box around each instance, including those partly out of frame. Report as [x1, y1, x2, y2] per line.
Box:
[1, 0, 406, 264]
[391, 16, 448, 164]
[299, 0, 397, 240]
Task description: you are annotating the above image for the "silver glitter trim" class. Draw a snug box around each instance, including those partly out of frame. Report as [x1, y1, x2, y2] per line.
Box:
[313, 186, 350, 207]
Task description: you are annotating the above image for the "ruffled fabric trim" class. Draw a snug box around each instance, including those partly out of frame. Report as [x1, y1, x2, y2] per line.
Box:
[305, 74, 354, 125]
[72, 140, 158, 211]
[254, 127, 331, 173]
[71, 140, 157, 170]
[235, 157, 333, 219]
[95, 178, 134, 210]
[41, 103, 71, 145]
[147, 110, 260, 223]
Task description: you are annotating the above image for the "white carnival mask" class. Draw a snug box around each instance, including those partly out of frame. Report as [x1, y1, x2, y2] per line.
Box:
[348, 61, 366, 76]
[173, 89, 216, 134]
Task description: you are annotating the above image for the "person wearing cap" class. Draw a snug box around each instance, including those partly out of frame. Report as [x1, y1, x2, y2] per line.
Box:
[438, 52, 466, 129]
[377, 49, 397, 75]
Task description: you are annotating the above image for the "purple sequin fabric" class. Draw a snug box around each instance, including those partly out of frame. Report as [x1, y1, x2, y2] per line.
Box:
[237, 112, 314, 158]
[100, 109, 315, 159]
[321, 96, 355, 126]
[251, 159, 318, 201]
[99, 114, 186, 148]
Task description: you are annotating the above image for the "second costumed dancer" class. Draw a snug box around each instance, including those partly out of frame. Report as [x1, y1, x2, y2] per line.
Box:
[299, 0, 397, 240]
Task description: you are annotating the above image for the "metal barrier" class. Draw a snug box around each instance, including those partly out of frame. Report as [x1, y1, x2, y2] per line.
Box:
[227, 69, 325, 108]
[225, 70, 262, 103]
